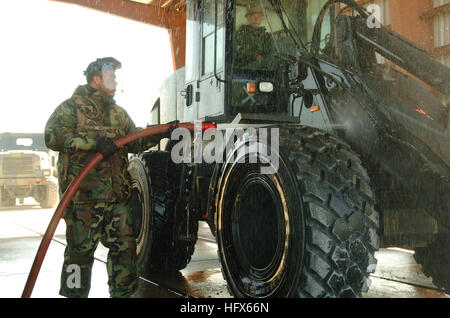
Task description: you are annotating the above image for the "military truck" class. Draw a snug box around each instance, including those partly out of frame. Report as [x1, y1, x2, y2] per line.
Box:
[128, 0, 449, 297]
[0, 133, 58, 209]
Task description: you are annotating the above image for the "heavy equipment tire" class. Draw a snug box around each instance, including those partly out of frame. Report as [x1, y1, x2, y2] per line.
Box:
[128, 154, 151, 267]
[128, 151, 198, 273]
[0, 189, 15, 207]
[38, 181, 58, 209]
[215, 126, 379, 297]
[414, 234, 450, 293]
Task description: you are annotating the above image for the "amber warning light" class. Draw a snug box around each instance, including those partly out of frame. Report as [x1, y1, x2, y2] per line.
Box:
[247, 82, 257, 94]
[310, 105, 320, 113]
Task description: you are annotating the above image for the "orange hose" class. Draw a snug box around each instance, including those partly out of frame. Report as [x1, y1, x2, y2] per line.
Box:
[21, 123, 214, 298]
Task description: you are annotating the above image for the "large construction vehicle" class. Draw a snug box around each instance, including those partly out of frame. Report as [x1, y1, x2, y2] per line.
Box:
[128, 0, 449, 297]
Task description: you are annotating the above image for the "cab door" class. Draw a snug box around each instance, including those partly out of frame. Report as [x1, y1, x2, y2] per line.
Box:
[183, 0, 226, 122]
[197, 0, 226, 119]
[183, 0, 201, 122]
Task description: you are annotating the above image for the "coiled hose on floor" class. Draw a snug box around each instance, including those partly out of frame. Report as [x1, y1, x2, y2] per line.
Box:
[21, 122, 215, 298]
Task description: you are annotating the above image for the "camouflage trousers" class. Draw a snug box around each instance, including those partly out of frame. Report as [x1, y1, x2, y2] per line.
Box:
[59, 201, 137, 298]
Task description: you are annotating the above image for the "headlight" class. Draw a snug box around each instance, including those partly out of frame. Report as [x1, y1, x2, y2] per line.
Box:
[259, 82, 274, 93]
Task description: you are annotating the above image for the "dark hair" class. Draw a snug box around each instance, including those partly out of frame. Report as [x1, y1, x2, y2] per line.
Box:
[86, 70, 103, 83]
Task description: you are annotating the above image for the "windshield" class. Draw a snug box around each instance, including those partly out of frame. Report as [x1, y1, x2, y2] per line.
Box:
[0, 134, 47, 151]
[231, 0, 449, 115]
[232, 0, 331, 71]
[231, 0, 331, 113]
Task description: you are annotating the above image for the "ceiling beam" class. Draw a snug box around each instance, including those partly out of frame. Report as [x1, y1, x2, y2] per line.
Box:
[50, 0, 183, 29]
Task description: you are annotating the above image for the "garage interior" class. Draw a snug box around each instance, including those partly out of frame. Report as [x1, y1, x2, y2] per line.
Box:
[0, 0, 449, 299]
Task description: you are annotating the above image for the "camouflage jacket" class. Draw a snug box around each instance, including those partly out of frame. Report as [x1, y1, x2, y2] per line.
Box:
[234, 25, 274, 69]
[45, 85, 159, 203]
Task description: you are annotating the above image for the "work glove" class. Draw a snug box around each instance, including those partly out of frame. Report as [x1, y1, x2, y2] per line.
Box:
[164, 121, 179, 139]
[96, 137, 118, 159]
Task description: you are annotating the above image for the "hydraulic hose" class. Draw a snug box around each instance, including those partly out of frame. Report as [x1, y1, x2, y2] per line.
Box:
[21, 122, 215, 298]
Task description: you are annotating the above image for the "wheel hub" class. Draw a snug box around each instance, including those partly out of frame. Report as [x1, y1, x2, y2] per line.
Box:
[231, 173, 286, 283]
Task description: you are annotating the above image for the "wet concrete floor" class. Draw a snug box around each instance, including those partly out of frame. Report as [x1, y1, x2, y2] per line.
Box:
[0, 200, 448, 298]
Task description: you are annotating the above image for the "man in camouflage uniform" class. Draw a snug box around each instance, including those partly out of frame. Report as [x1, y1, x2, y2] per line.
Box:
[232, 2, 277, 108]
[45, 57, 165, 298]
[234, 2, 274, 70]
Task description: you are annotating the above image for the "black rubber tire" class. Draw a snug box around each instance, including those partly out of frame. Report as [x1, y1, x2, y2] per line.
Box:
[0, 189, 15, 207]
[39, 180, 58, 208]
[414, 234, 450, 293]
[128, 154, 151, 267]
[128, 151, 198, 273]
[215, 126, 379, 297]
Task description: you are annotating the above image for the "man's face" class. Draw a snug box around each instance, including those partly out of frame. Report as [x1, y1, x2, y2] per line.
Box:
[98, 70, 117, 96]
[247, 12, 263, 28]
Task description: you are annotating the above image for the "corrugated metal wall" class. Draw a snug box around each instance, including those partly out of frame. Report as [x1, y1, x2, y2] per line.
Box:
[433, 0, 450, 105]
[433, 9, 450, 48]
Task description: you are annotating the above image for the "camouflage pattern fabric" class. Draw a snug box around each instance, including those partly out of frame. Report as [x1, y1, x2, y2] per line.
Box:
[59, 201, 137, 298]
[234, 24, 274, 70]
[45, 84, 160, 297]
[45, 84, 159, 203]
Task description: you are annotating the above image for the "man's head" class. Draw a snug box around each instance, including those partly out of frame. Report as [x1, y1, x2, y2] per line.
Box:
[245, 3, 264, 28]
[84, 57, 121, 96]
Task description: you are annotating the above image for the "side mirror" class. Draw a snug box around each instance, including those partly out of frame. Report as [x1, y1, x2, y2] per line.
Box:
[296, 49, 309, 81]
[183, 84, 193, 107]
[298, 63, 308, 82]
[304, 91, 314, 109]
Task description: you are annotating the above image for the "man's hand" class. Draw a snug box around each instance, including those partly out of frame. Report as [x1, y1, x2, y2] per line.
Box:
[162, 120, 179, 139]
[96, 137, 118, 159]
